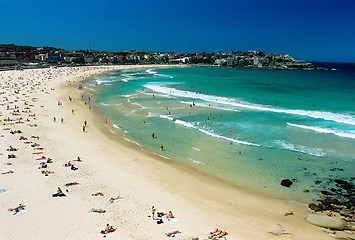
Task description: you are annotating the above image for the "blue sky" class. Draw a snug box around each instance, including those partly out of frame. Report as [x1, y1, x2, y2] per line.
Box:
[1, 0, 354, 62]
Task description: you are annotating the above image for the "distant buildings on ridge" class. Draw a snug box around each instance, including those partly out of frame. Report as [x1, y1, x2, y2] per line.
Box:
[0, 43, 319, 70]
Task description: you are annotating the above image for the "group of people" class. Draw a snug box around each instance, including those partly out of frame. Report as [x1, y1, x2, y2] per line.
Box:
[209, 228, 228, 239]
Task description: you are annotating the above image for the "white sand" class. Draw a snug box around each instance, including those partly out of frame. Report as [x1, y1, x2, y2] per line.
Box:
[0, 66, 335, 239]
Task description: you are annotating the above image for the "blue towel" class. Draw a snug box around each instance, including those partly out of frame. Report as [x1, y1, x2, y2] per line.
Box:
[0, 189, 6, 193]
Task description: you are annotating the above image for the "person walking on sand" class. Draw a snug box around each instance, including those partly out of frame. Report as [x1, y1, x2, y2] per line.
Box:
[84, 120, 87, 127]
[83, 126, 86, 132]
[54, 117, 56, 122]
[152, 206, 156, 220]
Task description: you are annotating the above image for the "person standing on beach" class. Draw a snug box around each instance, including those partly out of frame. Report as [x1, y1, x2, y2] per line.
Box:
[160, 144, 164, 151]
[83, 126, 86, 132]
[84, 120, 87, 127]
[152, 206, 156, 220]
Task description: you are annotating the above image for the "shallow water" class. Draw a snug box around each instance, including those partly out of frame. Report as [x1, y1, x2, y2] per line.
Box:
[80, 66, 355, 202]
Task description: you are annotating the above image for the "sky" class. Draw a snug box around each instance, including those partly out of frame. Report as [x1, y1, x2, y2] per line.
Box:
[0, 0, 354, 62]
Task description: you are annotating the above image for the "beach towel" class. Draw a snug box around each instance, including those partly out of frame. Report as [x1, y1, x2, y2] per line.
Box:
[14, 210, 26, 216]
[0, 189, 6, 193]
[35, 157, 46, 161]
[32, 152, 43, 155]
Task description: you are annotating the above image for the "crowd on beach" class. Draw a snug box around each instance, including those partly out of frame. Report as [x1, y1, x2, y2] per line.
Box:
[0, 66, 231, 239]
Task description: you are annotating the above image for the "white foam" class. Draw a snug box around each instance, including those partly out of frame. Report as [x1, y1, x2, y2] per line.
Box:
[160, 115, 174, 121]
[153, 152, 171, 160]
[181, 101, 240, 112]
[287, 123, 355, 139]
[273, 140, 325, 157]
[174, 119, 258, 146]
[175, 119, 195, 128]
[113, 124, 120, 129]
[123, 137, 141, 147]
[193, 147, 201, 152]
[100, 103, 110, 106]
[144, 84, 355, 126]
[131, 102, 148, 109]
[147, 112, 158, 118]
[188, 158, 205, 165]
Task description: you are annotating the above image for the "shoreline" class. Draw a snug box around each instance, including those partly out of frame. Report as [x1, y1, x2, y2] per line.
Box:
[0, 66, 337, 239]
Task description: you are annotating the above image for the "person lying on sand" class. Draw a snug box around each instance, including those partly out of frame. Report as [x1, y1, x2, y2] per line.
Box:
[64, 182, 79, 187]
[91, 208, 106, 213]
[31, 135, 39, 139]
[8, 154, 16, 159]
[41, 170, 54, 175]
[168, 211, 174, 219]
[2, 170, 14, 175]
[165, 230, 181, 237]
[64, 161, 71, 167]
[7, 145, 17, 151]
[109, 196, 122, 203]
[92, 192, 104, 196]
[39, 163, 47, 169]
[209, 228, 228, 239]
[8, 204, 25, 213]
[70, 165, 78, 171]
[100, 224, 116, 234]
[73, 156, 82, 162]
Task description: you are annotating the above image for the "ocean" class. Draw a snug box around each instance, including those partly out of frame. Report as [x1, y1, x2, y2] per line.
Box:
[79, 64, 355, 203]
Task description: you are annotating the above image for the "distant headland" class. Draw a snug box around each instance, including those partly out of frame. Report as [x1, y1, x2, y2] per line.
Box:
[0, 43, 326, 70]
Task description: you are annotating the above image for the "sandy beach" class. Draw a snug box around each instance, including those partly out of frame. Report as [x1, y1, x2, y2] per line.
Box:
[0, 66, 339, 239]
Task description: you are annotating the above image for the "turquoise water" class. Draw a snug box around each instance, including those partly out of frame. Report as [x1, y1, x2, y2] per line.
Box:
[81, 66, 355, 202]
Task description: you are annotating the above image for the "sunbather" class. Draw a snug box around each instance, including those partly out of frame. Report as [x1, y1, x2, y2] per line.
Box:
[91, 208, 106, 213]
[92, 192, 104, 196]
[168, 211, 174, 219]
[101, 223, 116, 234]
[2, 170, 14, 175]
[165, 230, 181, 237]
[64, 182, 79, 187]
[8, 204, 25, 213]
[8, 154, 16, 159]
[109, 196, 122, 203]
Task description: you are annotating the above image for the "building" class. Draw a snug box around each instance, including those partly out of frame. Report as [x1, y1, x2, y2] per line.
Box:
[0, 58, 18, 66]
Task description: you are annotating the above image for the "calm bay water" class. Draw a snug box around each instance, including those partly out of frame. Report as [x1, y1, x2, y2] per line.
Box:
[81, 65, 355, 202]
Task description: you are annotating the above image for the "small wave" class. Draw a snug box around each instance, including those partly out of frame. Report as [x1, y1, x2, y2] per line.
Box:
[153, 152, 171, 160]
[147, 112, 158, 118]
[113, 124, 120, 129]
[174, 119, 258, 146]
[131, 102, 148, 109]
[160, 115, 174, 121]
[193, 147, 201, 152]
[188, 158, 205, 165]
[181, 101, 240, 112]
[123, 137, 142, 147]
[145, 69, 172, 78]
[100, 103, 110, 106]
[287, 123, 355, 139]
[273, 140, 325, 157]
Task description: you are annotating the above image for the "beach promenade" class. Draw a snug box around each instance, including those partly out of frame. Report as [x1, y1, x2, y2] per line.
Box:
[0, 66, 334, 239]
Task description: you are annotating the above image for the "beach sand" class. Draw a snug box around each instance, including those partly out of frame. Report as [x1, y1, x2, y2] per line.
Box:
[0, 66, 336, 239]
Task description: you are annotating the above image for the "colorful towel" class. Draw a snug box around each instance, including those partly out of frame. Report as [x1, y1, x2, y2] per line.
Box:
[0, 189, 6, 193]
